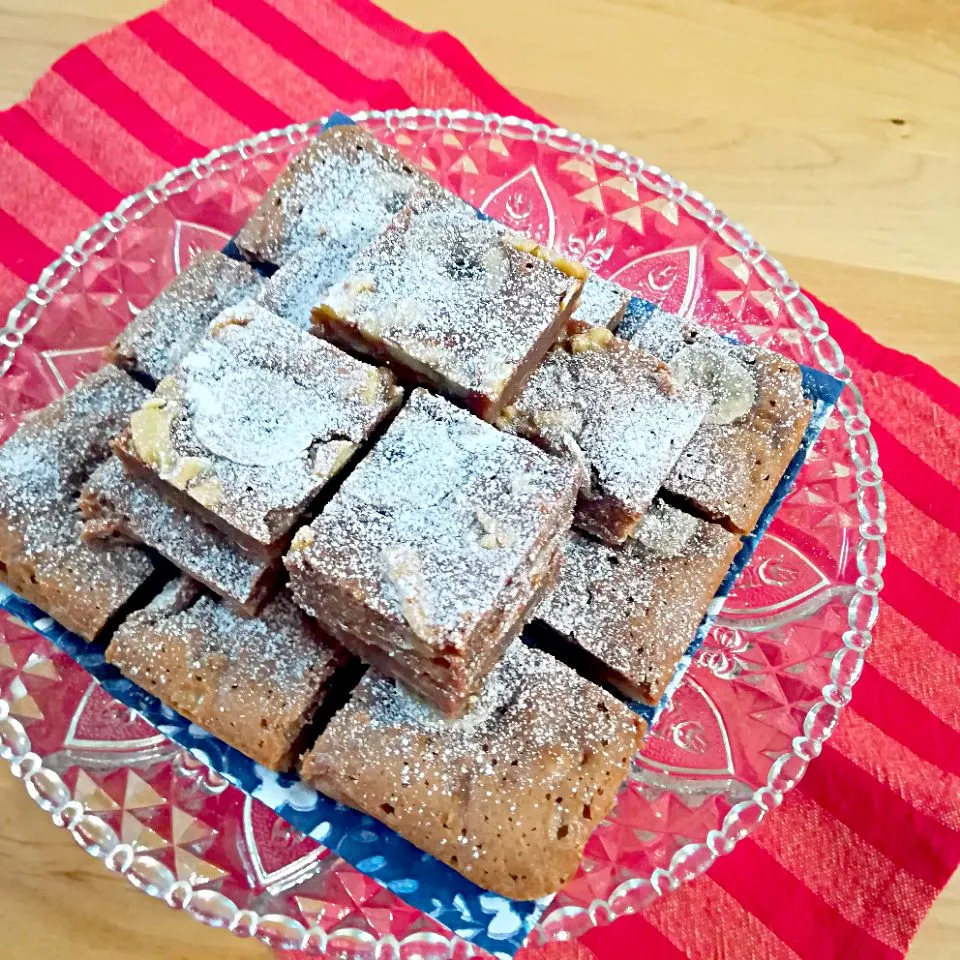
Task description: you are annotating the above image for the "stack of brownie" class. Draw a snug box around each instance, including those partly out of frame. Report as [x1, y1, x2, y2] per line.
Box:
[0, 122, 812, 899]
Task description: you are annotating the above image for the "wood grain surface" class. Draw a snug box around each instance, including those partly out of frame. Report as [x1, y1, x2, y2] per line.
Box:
[0, 1, 958, 958]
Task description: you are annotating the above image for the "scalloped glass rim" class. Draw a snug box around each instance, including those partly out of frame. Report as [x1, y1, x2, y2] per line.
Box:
[0, 108, 886, 956]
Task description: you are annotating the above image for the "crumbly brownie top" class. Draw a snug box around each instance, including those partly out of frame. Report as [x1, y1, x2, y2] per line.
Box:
[537, 501, 740, 688]
[119, 303, 402, 546]
[620, 309, 808, 427]
[325, 640, 635, 779]
[500, 331, 708, 519]
[117, 584, 344, 701]
[0, 367, 156, 635]
[287, 390, 577, 649]
[254, 236, 356, 330]
[82, 457, 272, 605]
[618, 303, 697, 360]
[319, 191, 581, 403]
[236, 125, 433, 265]
[571, 274, 631, 329]
[108, 251, 261, 385]
[621, 314, 812, 524]
[0, 367, 148, 553]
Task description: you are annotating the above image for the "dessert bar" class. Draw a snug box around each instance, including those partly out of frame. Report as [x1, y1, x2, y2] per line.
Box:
[570, 273, 631, 330]
[104, 251, 261, 387]
[0, 367, 159, 640]
[314, 190, 584, 421]
[329, 548, 563, 716]
[107, 579, 354, 771]
[535, 501, 742, 704]
[499, 323, 708, 544]
[235, 124, 435, 267]
[113, 303, 403, 557]
[625, 314, 812, 533]
[301, 640, 644, 899]
[285, 389, 578, 716]
[253, 236, 356, 329]
[81, 457, 279, 616]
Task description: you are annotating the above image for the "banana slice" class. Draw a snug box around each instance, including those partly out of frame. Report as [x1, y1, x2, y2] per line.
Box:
[668, 341, 756, 425]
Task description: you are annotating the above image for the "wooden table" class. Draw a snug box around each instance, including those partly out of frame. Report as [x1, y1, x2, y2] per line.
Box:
[0, 1, 958, 957]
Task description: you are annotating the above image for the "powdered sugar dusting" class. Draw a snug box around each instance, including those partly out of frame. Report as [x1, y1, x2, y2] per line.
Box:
[302, 640, 641, 897]
[319, 191, 579, 407]
[122, 303, 401, 547]
[619, 310, 812, 529]
[571, 274, 631, 329]
[108, 251, 261, 385]
[537, 504, 740, 699]
[364, 641, 615, 755]
[287, 390, 577, 650]
[502, 336, 708, 540]
[254, 236, 356, 329]
[0, 367, 156, 637]
[109, 584, 346, 768]
[236, 126, 433, 265]
[82, 457, 275, 609]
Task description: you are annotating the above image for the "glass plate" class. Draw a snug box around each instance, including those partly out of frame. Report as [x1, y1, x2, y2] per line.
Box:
[0, 109, 885, 957]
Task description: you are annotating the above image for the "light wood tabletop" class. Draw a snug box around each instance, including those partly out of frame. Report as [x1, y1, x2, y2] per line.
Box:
[0, 1, 958, 958]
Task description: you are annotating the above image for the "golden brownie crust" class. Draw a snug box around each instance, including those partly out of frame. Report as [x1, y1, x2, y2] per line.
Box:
[301, 641, 644, 899]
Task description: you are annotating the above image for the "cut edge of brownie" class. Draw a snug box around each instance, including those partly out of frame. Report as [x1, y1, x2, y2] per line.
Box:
[80, 457, 282, 617]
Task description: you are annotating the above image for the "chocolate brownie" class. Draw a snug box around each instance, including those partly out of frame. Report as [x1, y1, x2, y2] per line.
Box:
[81, 457, 279, 616]
[235, 124, 434, 266]
[0, 367, 159, 640]
[498, 323, 708, 544]
[104, 251, 261, 387]
[570, 274, 631, 330]
[107, 579, 354, 771]
[301, 640, 645, 899]
[314, 191, 584, 421]
[285, 389, 578, 716]
[112, 303, 403, 557]
[330, 548, 563, 716]
[535, 501, 742, 704]
[253, 236, 355, 330]
[625, 315, 813, 533]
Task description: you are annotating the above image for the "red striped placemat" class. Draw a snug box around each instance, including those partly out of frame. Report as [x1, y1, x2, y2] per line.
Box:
[2, 2, 959, 957]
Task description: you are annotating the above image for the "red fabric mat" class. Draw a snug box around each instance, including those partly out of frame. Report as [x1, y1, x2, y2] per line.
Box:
[2, 1, 959, 957]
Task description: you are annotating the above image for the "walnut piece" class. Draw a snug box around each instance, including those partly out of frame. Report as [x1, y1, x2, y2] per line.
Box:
[569, 326, 614, 353]
[188, 475, 223, 509]
[165, 456, 209, 491]
[475, 506, 515, 549]
[382, 546, 437, 645]
[130, 402, 177, 474]
[290, 527, 315, 553]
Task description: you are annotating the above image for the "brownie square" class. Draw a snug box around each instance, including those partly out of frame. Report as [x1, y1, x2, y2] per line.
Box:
[235, 124, 434, 267]
[0, 367, 159, 640]
[81, 457, 280, 616]
[625, 316, 813, 533]
[301, 640, 644, 899]
[498, 324, 708, 545]
[112, 303, 403, 557]
[570, 274, 631, 330]
[105, 251, 261, 387]
[107, 579, 354, 771]
[253, 236, 356, 330]
[535, 501, 742, 704]
[314, 191, 584, 421]
[285, 389, 578, 716]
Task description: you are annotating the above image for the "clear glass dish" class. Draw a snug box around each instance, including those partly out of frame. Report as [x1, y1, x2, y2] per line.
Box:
[0, 109, 885, 958]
